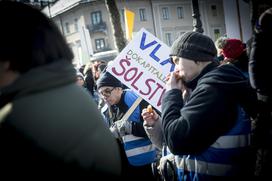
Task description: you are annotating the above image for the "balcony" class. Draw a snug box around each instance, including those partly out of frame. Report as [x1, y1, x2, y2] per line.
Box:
[87, 21, 107, 34]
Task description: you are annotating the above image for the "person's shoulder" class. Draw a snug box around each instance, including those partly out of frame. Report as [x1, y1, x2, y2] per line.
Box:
[200, 63, 247, 86]
[218, 63, 246, 76]
[124, 89, 138, 99]
[123, 89, 141, 107]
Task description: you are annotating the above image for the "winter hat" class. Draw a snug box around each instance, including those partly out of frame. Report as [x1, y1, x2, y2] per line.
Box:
[96, 71, 122, 90]
[170, 31, 217, 61]
[98, 63, 107, 73]
[222, 39, 245, 59]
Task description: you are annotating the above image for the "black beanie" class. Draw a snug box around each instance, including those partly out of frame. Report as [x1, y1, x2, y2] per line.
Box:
[170, 31, 217, 61]
[96, 71, 122, 90]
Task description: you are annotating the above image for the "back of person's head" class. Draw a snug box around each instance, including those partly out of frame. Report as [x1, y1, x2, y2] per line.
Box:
[257, 7, 272, 33]
[79, 65, 86, 75]
[222, 39, 245, 60]
[98, 63, 107, 73]
[215, 36, 228, 50]
[0, 1, 74, 73]
[170, 31, 217, 62]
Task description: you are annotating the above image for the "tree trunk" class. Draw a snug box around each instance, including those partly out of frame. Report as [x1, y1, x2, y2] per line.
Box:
[105, 0, 127, 53]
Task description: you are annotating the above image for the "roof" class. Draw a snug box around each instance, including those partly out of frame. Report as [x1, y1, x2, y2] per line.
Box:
[42, 0, 95, 17]
[90, 50, 118, 62]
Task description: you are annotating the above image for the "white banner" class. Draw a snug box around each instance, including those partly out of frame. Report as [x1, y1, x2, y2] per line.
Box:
[107, 28, 175, 112]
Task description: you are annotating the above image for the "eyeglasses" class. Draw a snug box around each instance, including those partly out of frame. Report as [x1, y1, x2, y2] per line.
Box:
[99, 87, 115, 97]
[170, 57, 180, 65]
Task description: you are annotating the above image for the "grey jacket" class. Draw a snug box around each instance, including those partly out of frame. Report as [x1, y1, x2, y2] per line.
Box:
[143, 118, 164, 150]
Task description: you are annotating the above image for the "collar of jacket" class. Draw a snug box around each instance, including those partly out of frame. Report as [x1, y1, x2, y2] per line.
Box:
[0, 60, 76, 108]
[115, 91, 128, 112]
[185, 61, 218, 90]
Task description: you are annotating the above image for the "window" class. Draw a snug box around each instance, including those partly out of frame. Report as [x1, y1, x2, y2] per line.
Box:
[165, 33, 172, 46]
[214, 29, 221, 40]
[211, 5, 217, 16]
[65, 22, 70, 34]
[95, 38, 105, 51]
[139, 8, 147, 21]
[74, 18, 78, 32]
[162, 7, 169, 20]
[177, 7, 184, 19]
[91, 11, 102, 25]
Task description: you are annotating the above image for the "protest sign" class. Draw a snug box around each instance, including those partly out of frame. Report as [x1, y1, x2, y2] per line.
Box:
[107, 28, 174, 112]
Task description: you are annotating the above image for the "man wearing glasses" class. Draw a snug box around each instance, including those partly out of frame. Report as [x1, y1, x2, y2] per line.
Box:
[97, 71, 157, 181]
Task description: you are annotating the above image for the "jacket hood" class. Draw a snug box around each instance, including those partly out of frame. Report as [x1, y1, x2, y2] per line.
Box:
[199, 63, 258, 117]
[201, 63, 248, 85]
[0, 60, 76, 107]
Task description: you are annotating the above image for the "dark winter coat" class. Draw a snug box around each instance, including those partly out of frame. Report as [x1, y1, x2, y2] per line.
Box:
[0, 60, 121, 180]
[161, 62, 257, 178]
[248, 8, 272, 177]
[249, 9, 272, 99]
[162, 62, 257, 154]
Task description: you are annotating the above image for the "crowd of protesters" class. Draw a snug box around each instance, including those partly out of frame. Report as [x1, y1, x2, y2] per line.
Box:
[0, 1, 272, 180]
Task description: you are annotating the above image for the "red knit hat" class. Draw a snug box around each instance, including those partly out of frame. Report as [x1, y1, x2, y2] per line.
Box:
[222, 39, 245, 59]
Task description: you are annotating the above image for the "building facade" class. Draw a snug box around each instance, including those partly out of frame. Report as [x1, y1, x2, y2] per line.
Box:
[42, 0, 250, 67]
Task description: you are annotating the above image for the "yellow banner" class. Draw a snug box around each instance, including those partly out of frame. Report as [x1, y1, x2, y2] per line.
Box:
[124, 8, 135, 41]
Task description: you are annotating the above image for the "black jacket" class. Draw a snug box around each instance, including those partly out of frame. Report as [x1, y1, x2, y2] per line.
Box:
[249, 23, 272, 97]
[162, 62, 257, 155]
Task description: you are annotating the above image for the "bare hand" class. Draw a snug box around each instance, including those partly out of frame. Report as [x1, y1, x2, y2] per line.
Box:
[165, 70, 184, 91]
[141, 106, 159, 127]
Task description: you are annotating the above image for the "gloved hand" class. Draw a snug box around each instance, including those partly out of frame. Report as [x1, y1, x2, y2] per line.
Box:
[158, 154, 177, 181]
[110, 119, 132, 139]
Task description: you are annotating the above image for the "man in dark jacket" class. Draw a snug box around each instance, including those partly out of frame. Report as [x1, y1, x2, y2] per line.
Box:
[161, 31, 257, 179]
[0, 2, 121, 180]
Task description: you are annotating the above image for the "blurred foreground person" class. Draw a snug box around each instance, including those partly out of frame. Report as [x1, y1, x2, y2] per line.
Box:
[249, 7, 272, 177]
[0, 1, 121, 180]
